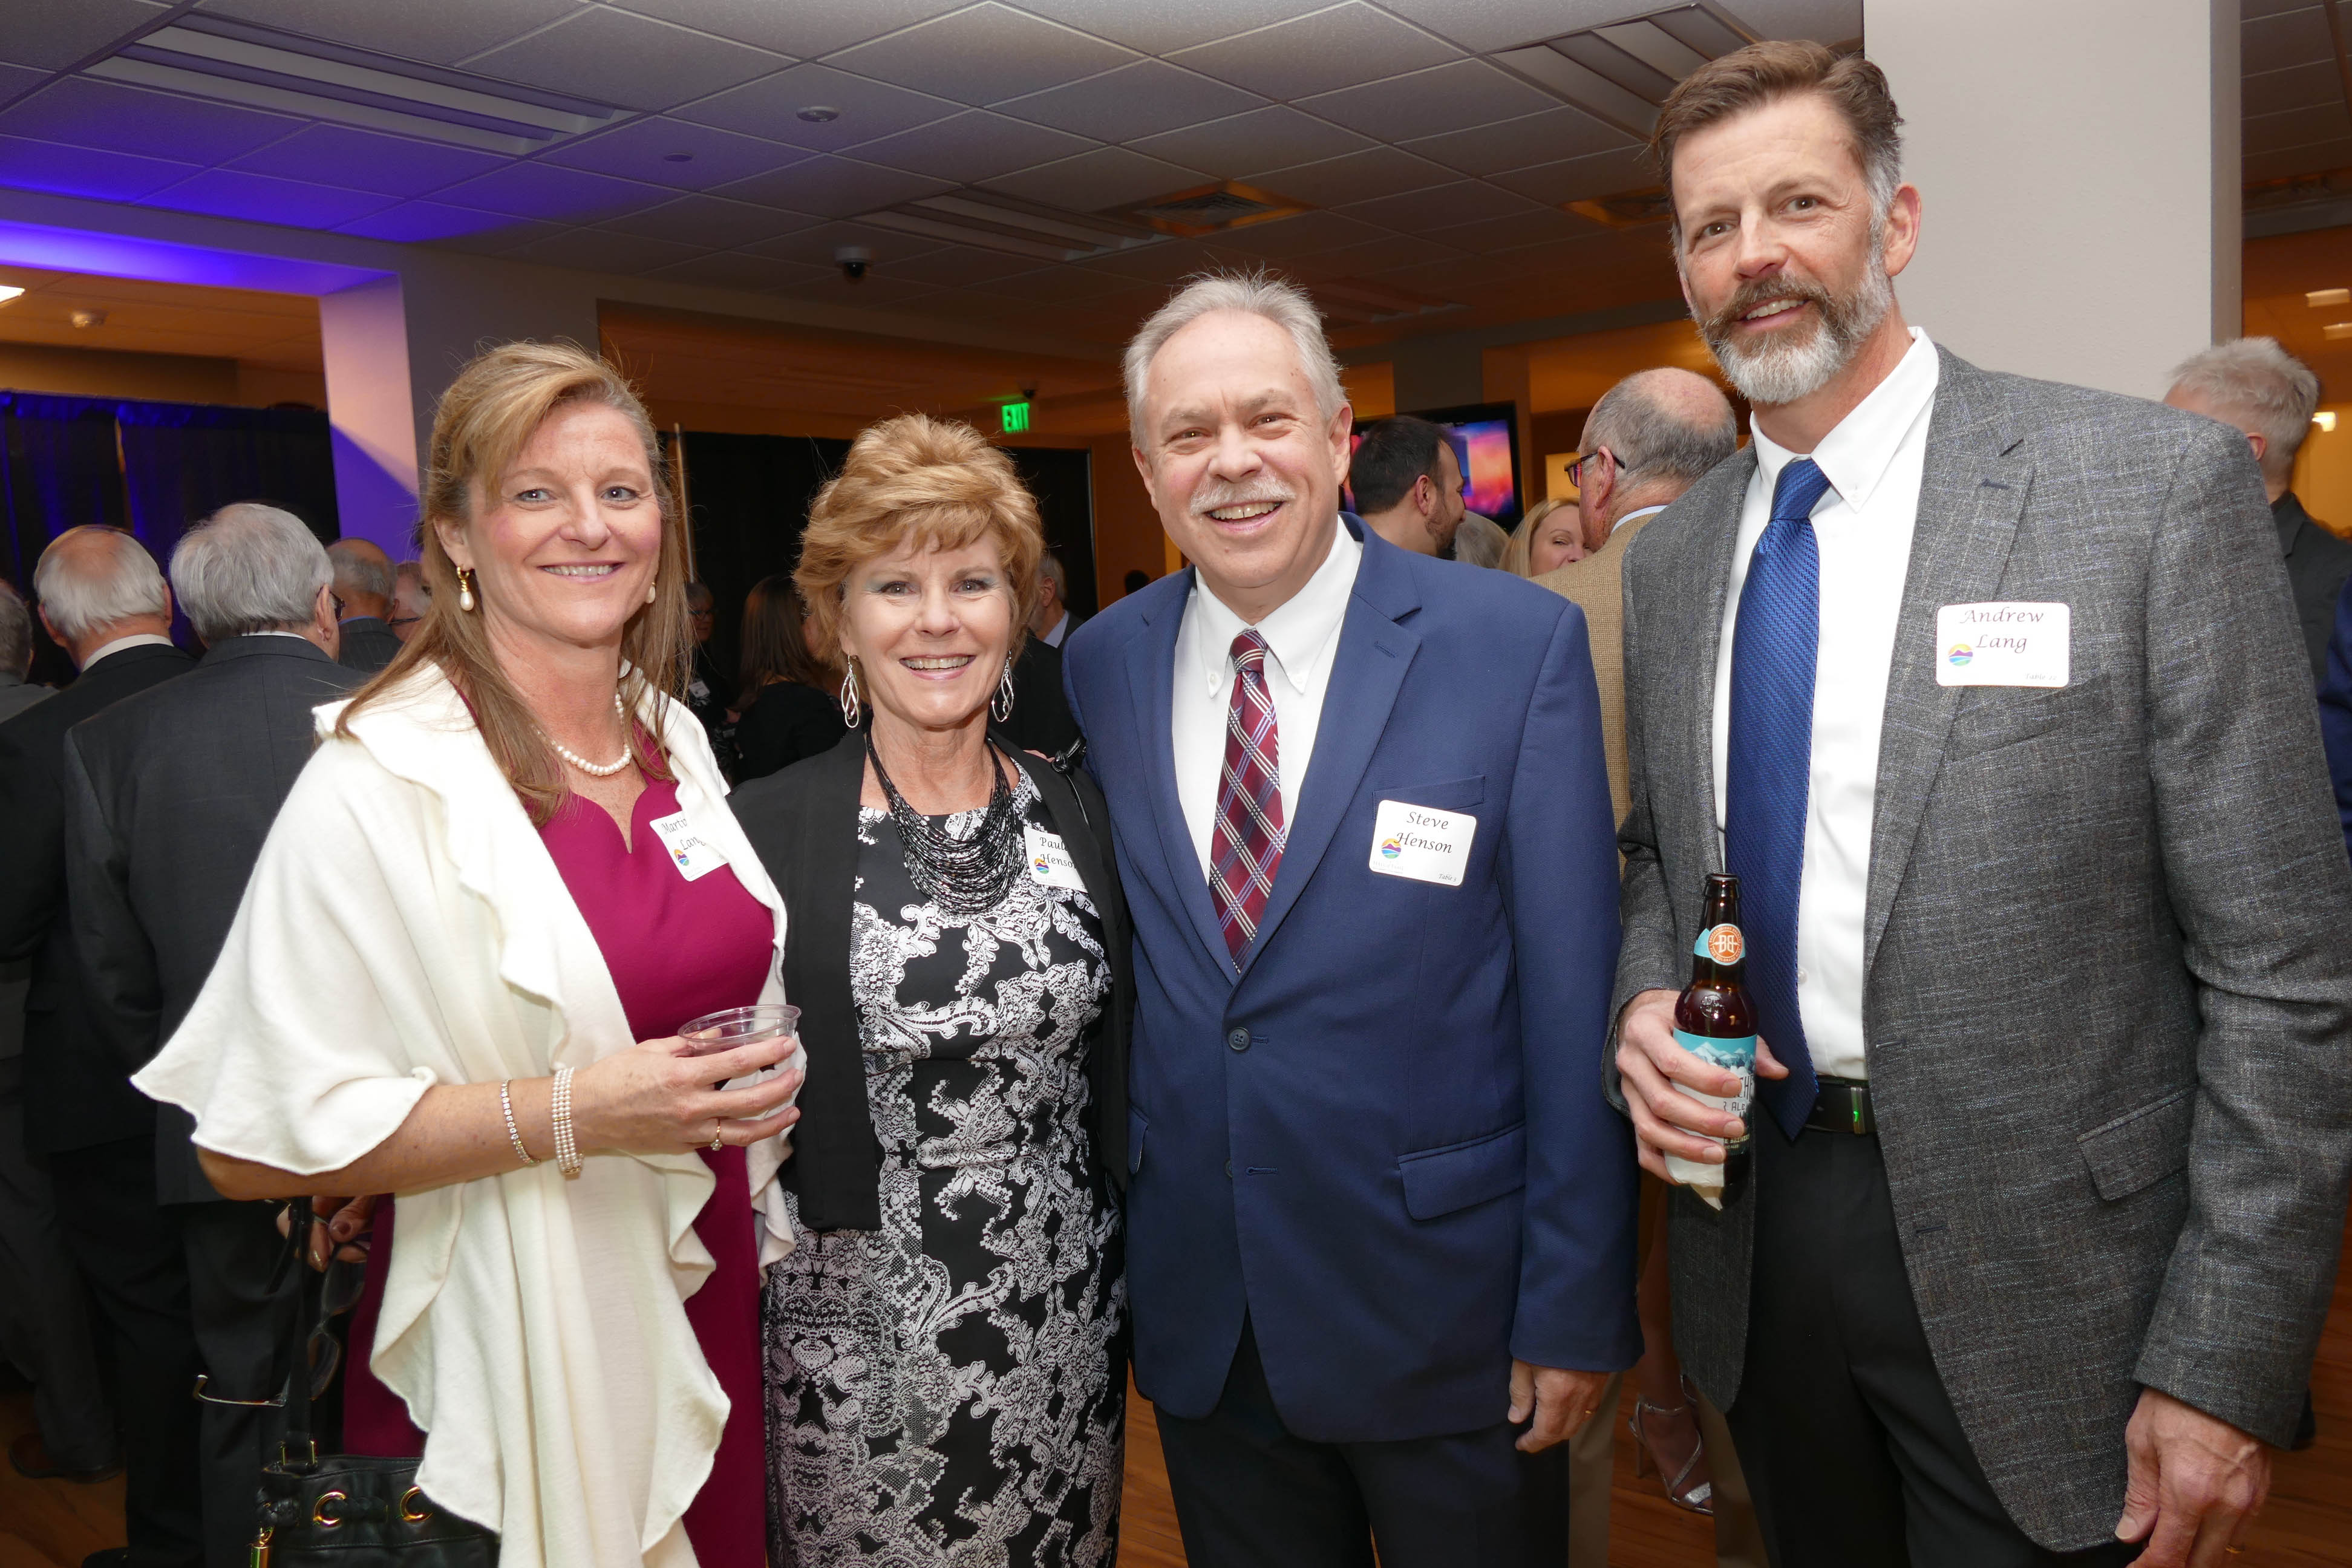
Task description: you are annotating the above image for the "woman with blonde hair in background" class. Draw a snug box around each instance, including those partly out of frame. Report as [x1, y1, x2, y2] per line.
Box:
[731, 413, 1131, 1566]
[136, 340, 802, 1567]
[1501, 496, 1587, 577]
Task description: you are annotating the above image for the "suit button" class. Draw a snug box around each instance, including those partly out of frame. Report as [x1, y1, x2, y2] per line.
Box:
[1224, 1159, 1234, 1179]
[1226, 1028, 1250, 1052]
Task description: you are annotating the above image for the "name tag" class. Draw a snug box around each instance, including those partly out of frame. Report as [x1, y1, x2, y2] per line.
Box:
[1935, 602, 2069, 688]
[1368, 799, 1476, 887]
[1025, 826, 1087, 891]
[648, 809, 728, 881]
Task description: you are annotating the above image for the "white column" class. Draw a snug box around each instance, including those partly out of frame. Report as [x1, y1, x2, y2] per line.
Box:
[1866, 0, 2239, 398]
[319, 275, 418, 555]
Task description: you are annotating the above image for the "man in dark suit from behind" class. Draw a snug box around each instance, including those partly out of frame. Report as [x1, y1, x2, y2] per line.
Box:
[0, 526, 198, 1567]
[2166, 337, 2352, 684]
[66, 503, 356, 1567]
[325, 537, 401, 675]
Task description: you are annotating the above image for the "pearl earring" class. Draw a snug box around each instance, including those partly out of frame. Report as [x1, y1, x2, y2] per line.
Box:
[646, 579, 656, 604]
[456, 566, 477, 613]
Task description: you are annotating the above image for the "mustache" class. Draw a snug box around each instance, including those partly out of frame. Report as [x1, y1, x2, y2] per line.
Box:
[1191, 478, 1295, 516]
[1700, 273, 1840, 341]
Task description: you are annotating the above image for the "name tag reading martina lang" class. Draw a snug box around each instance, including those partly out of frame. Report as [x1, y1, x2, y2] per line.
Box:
[1368, 799, 1477, 887]
[1935, 601, 2071, 688]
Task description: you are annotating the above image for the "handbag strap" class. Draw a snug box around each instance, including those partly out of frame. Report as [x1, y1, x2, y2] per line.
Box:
[275, 1199, 322, 1470]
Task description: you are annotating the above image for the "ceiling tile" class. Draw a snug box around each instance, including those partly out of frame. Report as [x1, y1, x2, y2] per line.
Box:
[2244, 59, 2341, 119]
[642, 249, 832, 290]
[1489, 145, 1653, 206]
[1128, 105, 1371, 180]
[715, 155, 954, 217]
[503, 226, 711, 273]
[1298, 59, 1558, 142]
[1071, 238, 1230, 284]
[1246, 145, 1454, 206]
[0, 78, 301, 164]
[969, 264, 1137, 303]
[995, 59, 1266, 142]
[223, 123, 505, 197]
[430, 163, 675, 223]
[2246, 134, 2352, 183]
[2247, 100, 2352, 156]
[1278, 230, 1468, 279]
[1422, 205, 1590, 253]
[867, 244, 1053, 286]
[140, 167, 394, 227]
[333, 201, 560, 245]
[2244, 5, 2334, 76]
[0, 0, 169, 71]
[982, 145, 1206, 211]
[1169, 3, 1457, 102]
[1365, 0, 1615, 54]
[460, 7, 788, 111]
[739, 218, 947, 267]
[1199, 209, 1387, 260]
[608, 0, 964, 58]
[599, 194, 822, 248]
[194, 0, 584, 67]
[769, 273, 941, 308]
[0, 64, 50, 108]
[425, 216, 579, 255]
[541, 116, 811, 190]
[0, 132, 199, 201]
[1007, 0, 1327, 55]
[846, 110, 1096, 183]
[675, 62, 961, 151]
[1401, 105, 1633, 177]
[1336, 180, 1534, 230]
[825, 4, 1136, 106]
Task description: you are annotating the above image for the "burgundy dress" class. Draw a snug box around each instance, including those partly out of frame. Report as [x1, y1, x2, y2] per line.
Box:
[343, 777, 776, 1564]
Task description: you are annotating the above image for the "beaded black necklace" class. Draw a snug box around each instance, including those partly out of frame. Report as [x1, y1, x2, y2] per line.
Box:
[865, 730, 1025, 915]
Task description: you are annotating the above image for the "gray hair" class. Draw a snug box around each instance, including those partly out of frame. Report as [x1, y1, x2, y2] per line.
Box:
[1124, 270, 1346, 443]
[1452, 512, 1509, 569]
[172, 503, 330, 644]
[0, 580, 30, 675]
[1583, 369, 1741, 488]
[325, 537, 394, 601]
[394, 559, 430, 596]
[2169, 337, 2322, 482]
[1037, 551, 1067, 594]
[33, 526, 169, 642]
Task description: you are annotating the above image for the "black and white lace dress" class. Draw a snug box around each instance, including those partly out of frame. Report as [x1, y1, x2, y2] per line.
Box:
[764, 773, 1125, 1567]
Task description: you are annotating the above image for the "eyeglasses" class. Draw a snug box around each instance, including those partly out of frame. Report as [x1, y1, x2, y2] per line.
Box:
[1567, 448, 1615, 489]
[329, 592, 347, 621]
[387, 615, 420, 629]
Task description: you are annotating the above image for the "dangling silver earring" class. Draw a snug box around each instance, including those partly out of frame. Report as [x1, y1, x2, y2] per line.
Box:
[993, 656, 1016, 722]
[456, 566, 477, 613]
[838, 658, 862, 728]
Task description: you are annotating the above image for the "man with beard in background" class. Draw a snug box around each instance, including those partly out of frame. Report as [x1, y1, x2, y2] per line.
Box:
[1608, 39, 2352, 1568]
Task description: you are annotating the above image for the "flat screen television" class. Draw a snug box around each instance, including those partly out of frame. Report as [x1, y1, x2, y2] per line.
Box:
[1345, 401, 1524, 527]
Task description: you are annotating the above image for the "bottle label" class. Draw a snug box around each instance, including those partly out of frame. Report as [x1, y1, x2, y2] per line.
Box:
[1693, 924, 1744, 965]
[1662, 1028, 1756, 1191]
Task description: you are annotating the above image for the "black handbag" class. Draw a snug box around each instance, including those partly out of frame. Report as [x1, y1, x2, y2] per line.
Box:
[249, 1202, 500, 1567]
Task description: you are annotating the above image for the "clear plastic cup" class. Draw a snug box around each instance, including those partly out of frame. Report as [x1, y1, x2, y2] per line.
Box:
[679, 1003, 800, 1057]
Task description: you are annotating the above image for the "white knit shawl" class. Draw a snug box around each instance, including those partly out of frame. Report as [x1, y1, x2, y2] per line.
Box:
[132, 665, 797, 1568]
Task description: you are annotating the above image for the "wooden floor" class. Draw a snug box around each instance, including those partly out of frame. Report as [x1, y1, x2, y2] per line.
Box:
[8, 1209, 2348, 1567]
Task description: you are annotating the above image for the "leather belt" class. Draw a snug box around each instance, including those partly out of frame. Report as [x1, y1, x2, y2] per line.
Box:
[1805, 1075, 1876, 1135]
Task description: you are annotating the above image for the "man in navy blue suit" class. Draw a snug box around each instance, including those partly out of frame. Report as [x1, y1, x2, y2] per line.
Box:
[1063, 272, 1638, 1566]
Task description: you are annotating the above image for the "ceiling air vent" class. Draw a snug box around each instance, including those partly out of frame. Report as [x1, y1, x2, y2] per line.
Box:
[1496, 2, 1763, 139]
[858, 192, 1169, 263]
[1126, 182, 1308, 238]
[87, 13, 623, 154]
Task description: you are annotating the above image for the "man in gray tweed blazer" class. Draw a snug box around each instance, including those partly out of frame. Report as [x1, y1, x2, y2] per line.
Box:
[1611, 42, 2352, 1568]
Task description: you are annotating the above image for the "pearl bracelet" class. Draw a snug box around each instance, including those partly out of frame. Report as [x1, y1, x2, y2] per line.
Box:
[500, 1079, 536, 1166]
[551, 1064, 583, 1178]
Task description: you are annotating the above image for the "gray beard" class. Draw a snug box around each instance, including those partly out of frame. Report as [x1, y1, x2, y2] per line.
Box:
[1703, 256, 1895, 408]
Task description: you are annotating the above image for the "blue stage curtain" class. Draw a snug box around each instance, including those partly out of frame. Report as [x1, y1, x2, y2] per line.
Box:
[0, 392, 127, 591]
[114, 400, 339, 561]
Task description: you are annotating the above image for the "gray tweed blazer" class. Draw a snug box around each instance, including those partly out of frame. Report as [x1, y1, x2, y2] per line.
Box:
[1610, 347, 2352, 1550]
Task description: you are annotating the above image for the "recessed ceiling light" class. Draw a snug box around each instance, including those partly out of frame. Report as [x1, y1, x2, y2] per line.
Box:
[662, 152, 694, 163]
[2317, 411, 2339, 431]
[70, 309, 106, 328]
[0, 284, 23, 306]
[2310, 288, 2351, 307]
[2325, 322, 2352, 339]
[797, 105, 840, 123]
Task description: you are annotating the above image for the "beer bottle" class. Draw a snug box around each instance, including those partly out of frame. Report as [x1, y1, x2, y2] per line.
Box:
[1664, 872, 1756, 1210]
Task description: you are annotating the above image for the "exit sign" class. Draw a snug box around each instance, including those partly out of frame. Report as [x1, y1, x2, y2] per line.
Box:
[1001, 400, 1031, 433]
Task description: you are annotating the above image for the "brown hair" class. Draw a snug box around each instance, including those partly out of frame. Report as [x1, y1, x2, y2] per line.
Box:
[737, 572, 831, 705]
[1650, 40, 1903, 237]
[337, 340, 692, 823]
[794, 414, 1043, 673]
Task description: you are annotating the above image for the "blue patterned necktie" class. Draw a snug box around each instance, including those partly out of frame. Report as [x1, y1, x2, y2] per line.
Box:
[1725, 457, 1832, 1139]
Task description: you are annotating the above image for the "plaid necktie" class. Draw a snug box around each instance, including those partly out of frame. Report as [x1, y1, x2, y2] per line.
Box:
[1211, 629, 1285, 966]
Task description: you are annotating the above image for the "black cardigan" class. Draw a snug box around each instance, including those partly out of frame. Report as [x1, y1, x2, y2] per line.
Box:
[728, 728, 1133, 1231]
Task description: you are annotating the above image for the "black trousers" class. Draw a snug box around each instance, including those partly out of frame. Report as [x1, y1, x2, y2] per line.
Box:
[0, 1051, 115, 1469]
[50, 1136, 203, 1568]
[1153, 1318, 1568, 1568]
[178, 1198, 300, 1568]
[1727, 1120, 2139, 1568]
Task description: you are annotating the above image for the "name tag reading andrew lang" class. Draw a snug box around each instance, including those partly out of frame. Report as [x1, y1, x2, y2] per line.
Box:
[1935, 602, 2070, 688]
[1368, 799, 1477, 887]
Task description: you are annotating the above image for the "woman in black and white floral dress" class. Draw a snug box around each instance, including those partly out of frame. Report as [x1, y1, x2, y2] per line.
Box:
[732, 413, 1131, 1568]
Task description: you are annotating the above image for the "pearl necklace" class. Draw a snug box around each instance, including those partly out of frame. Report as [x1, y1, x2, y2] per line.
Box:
[544, 692, 632, 777]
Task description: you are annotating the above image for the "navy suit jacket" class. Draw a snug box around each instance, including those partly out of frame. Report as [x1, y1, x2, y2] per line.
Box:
[2319, 573, 2352, 863]
[1063, 517, 1638, 1443]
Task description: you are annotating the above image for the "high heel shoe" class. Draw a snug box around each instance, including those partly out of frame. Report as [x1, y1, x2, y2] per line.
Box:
[1628, 1374, 1714, 1515]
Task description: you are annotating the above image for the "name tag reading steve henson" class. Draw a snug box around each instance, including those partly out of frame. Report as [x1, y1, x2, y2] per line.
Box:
[1935, 602, 2070, 688]
[1368, 799, 1476, 887]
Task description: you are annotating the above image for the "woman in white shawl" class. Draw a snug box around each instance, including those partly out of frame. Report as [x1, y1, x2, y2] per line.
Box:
[136, 342, 801, 1567]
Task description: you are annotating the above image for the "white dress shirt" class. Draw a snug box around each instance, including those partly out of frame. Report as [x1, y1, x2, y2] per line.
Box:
[1612, 503, 1670, 535]
[1710, 327, 1941, 1081]
[84, 632, 177, 666]
[1041, 609, 1071, 648]
[1173, 514, 1363, 879]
